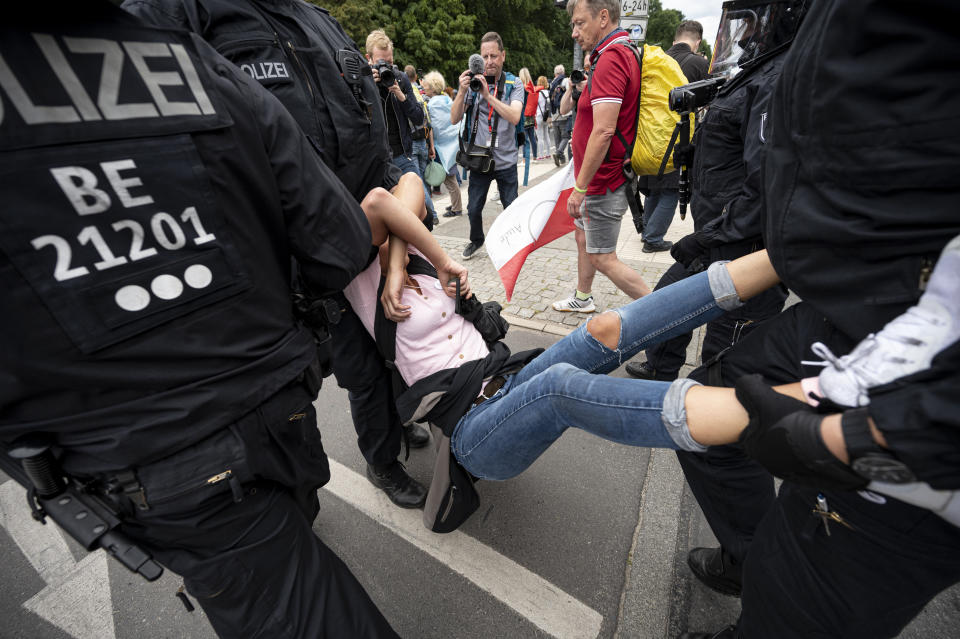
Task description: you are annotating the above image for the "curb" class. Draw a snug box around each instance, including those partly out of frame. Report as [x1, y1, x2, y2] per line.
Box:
[502, 313, 575, 336]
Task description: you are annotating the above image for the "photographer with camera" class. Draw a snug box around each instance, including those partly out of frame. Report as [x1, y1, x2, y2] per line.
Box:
[365, 30, 436, 230]
[552, 0, 653, 314]
[633, 20, 711, 255]
[450, 32, 525, 260]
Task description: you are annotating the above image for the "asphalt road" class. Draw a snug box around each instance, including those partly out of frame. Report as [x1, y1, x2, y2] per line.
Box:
[1, 329, 958, 638]
[0, 327, 654, 639]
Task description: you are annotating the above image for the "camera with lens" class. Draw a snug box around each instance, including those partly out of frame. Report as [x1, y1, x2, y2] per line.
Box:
[668, 77, 727, 114]
[468, 72, 497, 92]
[468, 71, 483, 92]
[374, 58, 399, 86]
[570, 68, 585, 84]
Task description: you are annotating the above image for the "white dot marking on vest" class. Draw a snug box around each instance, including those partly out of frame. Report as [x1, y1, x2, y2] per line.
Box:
[115, 285, 151, 312]
[184, 264, 213, 289]
[151, 274, 183, 300]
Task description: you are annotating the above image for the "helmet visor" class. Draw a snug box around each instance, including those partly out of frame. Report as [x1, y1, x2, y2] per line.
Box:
[709, 1, 803, 77]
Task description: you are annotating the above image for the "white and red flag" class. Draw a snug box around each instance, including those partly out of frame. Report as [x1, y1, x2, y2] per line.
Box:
[485, 163, 576, 301]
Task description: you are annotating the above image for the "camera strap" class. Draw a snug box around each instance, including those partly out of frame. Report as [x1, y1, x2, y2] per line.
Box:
[460, 75, 503, 154]
[487, 75, 505, 150]
[657, 122, 683, 178]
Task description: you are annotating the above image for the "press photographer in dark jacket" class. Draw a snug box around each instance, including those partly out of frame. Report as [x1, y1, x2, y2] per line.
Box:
[125, 0, 433, 509]
[365, 28, 435, 229]
[0, 3, 397, 636]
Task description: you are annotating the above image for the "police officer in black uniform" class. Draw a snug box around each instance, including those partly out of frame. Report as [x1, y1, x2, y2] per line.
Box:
[1, 3, 398, 636]
[123, 0, 431, 508]
[626, 0, 800, 595]
[679, 0, 960, 636]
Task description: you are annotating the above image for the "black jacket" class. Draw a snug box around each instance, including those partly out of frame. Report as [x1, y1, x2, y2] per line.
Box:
[764, 1, 960, 340]
[380, 71, 425, 157]
[764, 0, 960, 485]
[690, 55, 785, 258]
[395, 342, 541, 437]
[665, 42, 708, 83]
[0, 3, 372, 474]
[123, 0, 396, 202]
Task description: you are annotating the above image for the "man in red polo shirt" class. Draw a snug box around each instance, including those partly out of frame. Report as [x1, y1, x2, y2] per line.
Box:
[553, 0, 652, 314]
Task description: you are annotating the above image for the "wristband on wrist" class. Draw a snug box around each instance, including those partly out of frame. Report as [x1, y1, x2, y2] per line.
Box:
[573, 185, 587, 193]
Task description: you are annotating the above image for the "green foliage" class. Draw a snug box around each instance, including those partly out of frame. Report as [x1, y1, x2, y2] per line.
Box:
[317, 0, 711, 85]
[697, 38, 712, 62]
[644, 0, 683, 49]
[323, 0, 476, 85]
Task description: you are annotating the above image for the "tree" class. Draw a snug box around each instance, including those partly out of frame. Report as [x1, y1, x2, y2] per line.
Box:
[644, 0, 683, 49]
[697, 38, 712, 62]
[323, 0, 476, 86]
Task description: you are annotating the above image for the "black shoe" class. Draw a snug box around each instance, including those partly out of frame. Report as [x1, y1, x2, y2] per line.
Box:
[553, 153, 562, 167]
[687, 547, 742, 596]
[445, 204, 453, 211]
[462, 242, 482, 259]
[442, 210, 462, 217]
[366, 462, 427, 509]
[642, 240, 674, 253]
[678, 626, 737, 639]
[404, 423, 430, 448]
[625, 360, 678, 381]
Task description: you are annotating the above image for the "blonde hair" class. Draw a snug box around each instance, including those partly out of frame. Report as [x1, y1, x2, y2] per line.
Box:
[518, 67, 533, 86]
[537, 75, 549, 89]
[421, 71, 446, 96]
[365, 29, 393, 55]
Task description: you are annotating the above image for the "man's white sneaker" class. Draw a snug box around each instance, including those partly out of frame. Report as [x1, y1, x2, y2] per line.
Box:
[809, 301, 953, 407]
[552, 294, 596, 313]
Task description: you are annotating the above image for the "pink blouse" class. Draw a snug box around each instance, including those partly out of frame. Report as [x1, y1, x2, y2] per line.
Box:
[343, 251, 490, 387]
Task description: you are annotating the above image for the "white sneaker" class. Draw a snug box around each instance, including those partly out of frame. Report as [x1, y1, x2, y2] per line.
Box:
[808, 301, 952, 407]
[552, 294, 596, 313]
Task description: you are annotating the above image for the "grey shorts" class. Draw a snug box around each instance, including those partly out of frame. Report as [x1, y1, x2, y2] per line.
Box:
[574, 184, 627, 253]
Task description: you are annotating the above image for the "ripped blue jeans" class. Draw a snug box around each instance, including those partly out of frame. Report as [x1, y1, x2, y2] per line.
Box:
[451, 264, 735, 480]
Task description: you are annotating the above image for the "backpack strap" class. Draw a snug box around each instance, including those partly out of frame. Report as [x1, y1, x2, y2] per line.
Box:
[672, 47, 697, 76]
[589, 42, 644, 163]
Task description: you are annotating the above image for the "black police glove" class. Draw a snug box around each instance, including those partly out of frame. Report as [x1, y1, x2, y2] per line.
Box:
[734, 374, 868, 491]
[670, 232, 706, 267]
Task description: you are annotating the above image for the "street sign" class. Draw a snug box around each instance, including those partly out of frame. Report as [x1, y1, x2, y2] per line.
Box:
[620, 0, 649, 42]
[622, 17, 648, 42]
[620, 0, 648, 16]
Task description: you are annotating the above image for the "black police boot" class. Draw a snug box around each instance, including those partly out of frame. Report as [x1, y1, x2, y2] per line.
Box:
[678, 625, 737, 639]
[366, 461, 427, 509]
[404, 423, 430, 449]
[687, 547, 743, 596]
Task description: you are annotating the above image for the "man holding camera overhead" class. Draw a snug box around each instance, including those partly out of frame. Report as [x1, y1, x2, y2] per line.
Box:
[365, 30, 434, 230]
[450, 32, 525, 260]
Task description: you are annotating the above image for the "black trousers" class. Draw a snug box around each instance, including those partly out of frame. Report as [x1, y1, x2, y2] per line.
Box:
[645, 261, 788, 379]
[119, 379, 398, 639]
[679, 303, 960, 637]
[327, 303, 402, 467]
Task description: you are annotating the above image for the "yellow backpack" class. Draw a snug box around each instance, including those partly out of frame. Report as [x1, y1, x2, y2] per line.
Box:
[592, 42, 694, 176]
